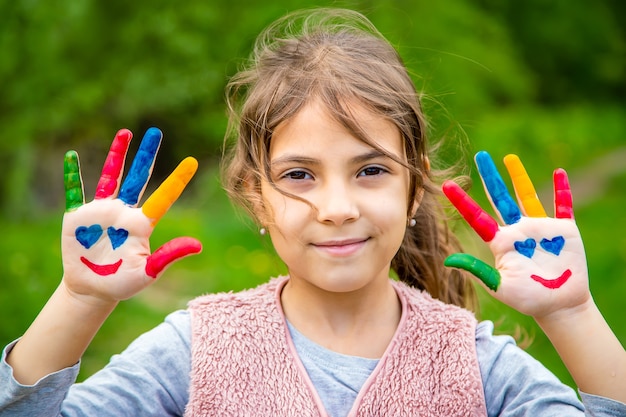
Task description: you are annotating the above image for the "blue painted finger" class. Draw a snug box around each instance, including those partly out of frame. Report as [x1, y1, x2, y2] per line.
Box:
[118, 127, 163, 205]
[475, 151, 521, 225]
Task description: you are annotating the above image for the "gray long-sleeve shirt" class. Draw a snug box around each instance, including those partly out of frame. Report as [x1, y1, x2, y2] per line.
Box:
[1, 310, 625, 416]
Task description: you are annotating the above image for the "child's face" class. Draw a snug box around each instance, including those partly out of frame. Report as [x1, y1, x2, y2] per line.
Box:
[260, 99, 413, 294]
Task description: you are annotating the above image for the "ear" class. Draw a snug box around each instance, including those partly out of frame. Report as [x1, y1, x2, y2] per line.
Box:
[423, 155, 431, 173]
[242, 174, 269, 225]
[409, 156, 430, 217]
[409, 194, 422, 218]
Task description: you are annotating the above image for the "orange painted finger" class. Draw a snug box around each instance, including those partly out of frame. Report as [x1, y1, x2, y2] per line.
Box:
[503, 154, 547, 217]
[142, 157, 198, 224]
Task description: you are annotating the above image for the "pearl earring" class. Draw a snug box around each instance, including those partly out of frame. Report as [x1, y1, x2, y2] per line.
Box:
[408, 218, 416, 227]
[259, 227, 267, 236]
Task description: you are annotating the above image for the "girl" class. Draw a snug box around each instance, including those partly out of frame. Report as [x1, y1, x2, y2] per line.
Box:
[1, 8, 625, 416]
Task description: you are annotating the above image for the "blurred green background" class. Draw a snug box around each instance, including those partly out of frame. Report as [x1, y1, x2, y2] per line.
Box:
[1, 0, 625, 390]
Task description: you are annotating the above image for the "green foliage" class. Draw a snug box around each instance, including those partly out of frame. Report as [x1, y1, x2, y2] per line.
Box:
[1, 0, 624, 216]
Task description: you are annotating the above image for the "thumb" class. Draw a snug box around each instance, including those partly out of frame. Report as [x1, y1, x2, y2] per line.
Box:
[445, 253, 501, 292]
[145, 237, 202, 278]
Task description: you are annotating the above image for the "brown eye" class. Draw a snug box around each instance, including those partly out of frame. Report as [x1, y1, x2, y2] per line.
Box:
[358, 166, 387, 177]
[283, 170, 311, 180]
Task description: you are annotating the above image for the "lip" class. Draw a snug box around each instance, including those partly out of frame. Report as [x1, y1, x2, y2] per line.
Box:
[312, 238, 369, 257]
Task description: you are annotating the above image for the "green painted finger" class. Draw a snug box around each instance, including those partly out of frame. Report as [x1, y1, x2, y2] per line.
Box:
[64, 150, 84, 211]
[444, 253, 501, 291]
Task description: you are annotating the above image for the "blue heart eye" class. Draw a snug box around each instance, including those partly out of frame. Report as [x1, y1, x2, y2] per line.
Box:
[540, 236, 565, 255]
[107, 227, 129, 249]
[75, 225, 104, 249]
[514, 238, 536, 258]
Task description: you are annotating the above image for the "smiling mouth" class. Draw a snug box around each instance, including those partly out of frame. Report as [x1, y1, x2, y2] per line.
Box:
[313, 238, 369, 256]
[530, 269, 572, 289]
[80, 257, 123, 276]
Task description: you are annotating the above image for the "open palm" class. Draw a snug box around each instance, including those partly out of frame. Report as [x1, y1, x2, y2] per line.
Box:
[61, 128, 202, 303]
[443, 152, 590, 319]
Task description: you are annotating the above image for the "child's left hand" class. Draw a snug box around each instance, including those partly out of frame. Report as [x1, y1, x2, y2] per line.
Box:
[442, 151, 591, 319]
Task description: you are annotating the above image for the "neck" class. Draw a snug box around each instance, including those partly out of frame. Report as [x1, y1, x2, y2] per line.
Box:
[280, 276, 402, 358]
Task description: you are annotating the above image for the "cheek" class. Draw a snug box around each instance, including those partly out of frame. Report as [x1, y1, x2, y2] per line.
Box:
[261, 185, 310, 229]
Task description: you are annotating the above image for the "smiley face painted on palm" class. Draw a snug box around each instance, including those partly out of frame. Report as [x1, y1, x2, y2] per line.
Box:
[62, 198, 154, 278]
[442, 152, 585, 293]
[75, 223, 128, 275]
[63, 128, 201, 285]
[514, 235, 570, 288]
[488, 215, 585, 291]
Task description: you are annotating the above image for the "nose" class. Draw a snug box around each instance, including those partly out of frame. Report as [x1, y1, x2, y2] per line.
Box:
[314, 180, 360, 226]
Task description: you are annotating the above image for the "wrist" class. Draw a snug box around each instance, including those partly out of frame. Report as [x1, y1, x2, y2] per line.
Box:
[534, 296, 597, 330]
[58, 279, 119, 314]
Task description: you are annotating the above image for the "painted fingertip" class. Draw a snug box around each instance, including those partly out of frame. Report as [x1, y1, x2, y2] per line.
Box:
[139, 127, 163, 156]
[441, 180, 459, 199]
[144, 127, 163, 141]
[503, 153, 520, 165]
[442, 179, 458, 192]
[474, 150, 493, 165]
[180, 156, 199, 176]
[503, 154, 525, 178]
[116, 128, 133, 141]
[112, 128, 133, 149]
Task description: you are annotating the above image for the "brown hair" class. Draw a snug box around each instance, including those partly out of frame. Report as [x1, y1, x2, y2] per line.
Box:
[222, 8, 476, 310]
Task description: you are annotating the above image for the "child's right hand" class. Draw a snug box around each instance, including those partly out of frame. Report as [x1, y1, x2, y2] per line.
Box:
[61, 128, 202, 304]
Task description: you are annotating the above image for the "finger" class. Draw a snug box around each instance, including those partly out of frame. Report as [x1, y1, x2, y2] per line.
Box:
[444, 253, 501, 291]
[145, 237, 202, 278]
[118, 127, 163, 206]
[475, 151, 522, 225]
[503, 154, 547, 217]
[442, 180, 499, 242]
[95, 129, 133, 199]
[142, 157, 199, 225]
[64, 151, 84, 211]
[554, 168, 574, 219]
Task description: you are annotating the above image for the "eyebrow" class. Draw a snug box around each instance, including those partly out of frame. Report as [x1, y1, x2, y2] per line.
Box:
[270, 149, 391, 168]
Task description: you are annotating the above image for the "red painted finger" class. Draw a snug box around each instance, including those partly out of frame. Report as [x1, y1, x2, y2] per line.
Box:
[95, 129, 133, 199]
[443, 180, 499, 242]
[145, 237, 202, 278]
[554, 168, 574, 220]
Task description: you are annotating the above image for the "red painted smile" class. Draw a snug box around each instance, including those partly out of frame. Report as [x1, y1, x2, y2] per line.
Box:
[530, 269, 572, 289]
[80, 256, 123, 276]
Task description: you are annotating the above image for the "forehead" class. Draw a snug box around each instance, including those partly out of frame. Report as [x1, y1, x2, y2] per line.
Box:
[269, 99, 403, 160]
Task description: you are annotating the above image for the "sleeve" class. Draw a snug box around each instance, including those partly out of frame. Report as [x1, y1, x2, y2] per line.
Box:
[476, 320, 626, 417]
[0, 310, 192, 417]
[0, 340, 80, 417]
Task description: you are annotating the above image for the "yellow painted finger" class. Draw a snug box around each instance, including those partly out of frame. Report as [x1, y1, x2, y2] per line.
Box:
[503, 154, 547, 217]
[142, 157, 198, 224]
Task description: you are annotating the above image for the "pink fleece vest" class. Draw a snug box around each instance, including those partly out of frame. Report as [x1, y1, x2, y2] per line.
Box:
[185, 277, 487, 416]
